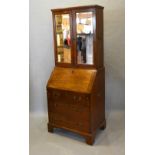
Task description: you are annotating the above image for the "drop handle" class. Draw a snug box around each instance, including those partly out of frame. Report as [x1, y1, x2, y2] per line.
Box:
[53, 92, 60, 98]
[78, 96, 82, 101]
[73, 96, 77, 101]
[86, 97, 89, 101]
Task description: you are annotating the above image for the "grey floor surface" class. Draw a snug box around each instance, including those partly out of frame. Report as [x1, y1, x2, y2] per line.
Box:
[30, 110, 125, 155]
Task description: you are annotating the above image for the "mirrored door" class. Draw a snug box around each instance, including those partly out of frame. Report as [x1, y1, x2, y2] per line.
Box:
[76, 12, 94, 65]
[55, 14, 72, 63]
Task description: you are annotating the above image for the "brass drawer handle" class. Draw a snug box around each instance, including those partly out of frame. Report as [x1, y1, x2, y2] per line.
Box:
[78, 96, 82, 101]
[86, 97, 89, 100]
[73, 96, 77, 101]
[53, 92, 60, 98]
[73, 96, 82, 102]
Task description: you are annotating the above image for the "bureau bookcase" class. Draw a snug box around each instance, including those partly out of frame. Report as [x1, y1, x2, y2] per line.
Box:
[47, 5, 105, 145]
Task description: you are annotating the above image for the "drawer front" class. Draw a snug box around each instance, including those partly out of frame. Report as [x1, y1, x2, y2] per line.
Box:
[51, 113, 90, 132]
[48, 89, 90, 132]
[51, 90, 90, 108]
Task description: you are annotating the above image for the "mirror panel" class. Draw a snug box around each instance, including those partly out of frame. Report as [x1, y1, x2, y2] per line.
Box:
[76, 12, 94, 65]
[55, 14, 71, 63]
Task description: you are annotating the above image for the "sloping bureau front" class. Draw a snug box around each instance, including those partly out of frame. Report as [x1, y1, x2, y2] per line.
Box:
[47, 67, 97, 93]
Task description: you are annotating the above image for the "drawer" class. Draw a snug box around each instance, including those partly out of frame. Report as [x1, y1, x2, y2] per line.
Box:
[50, 89, 90, 107]
[52, 102, 89, 121]
[51, 113, 90, 132]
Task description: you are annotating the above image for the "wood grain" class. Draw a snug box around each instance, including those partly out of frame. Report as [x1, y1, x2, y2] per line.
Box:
[47, 67, 96, 93]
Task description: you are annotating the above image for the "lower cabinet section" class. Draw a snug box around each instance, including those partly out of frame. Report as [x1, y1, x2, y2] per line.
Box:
[48, 89, 90, 133]
[47, 84, 106, 145]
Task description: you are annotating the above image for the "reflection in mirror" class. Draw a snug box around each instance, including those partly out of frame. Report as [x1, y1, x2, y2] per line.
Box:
[76, 12, 93, 64]
[55, 14, 71, 63]
[76, 12, 93, 34]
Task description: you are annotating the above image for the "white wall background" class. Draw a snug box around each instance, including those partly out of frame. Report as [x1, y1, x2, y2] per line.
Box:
[30, 0, 125, 114]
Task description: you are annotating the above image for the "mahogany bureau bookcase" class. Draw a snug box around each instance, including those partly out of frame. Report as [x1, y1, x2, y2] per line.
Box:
[46, 5, 106, 145]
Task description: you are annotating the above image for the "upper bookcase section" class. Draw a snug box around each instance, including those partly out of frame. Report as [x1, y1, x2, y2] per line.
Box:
[51, 5, 104, 69]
